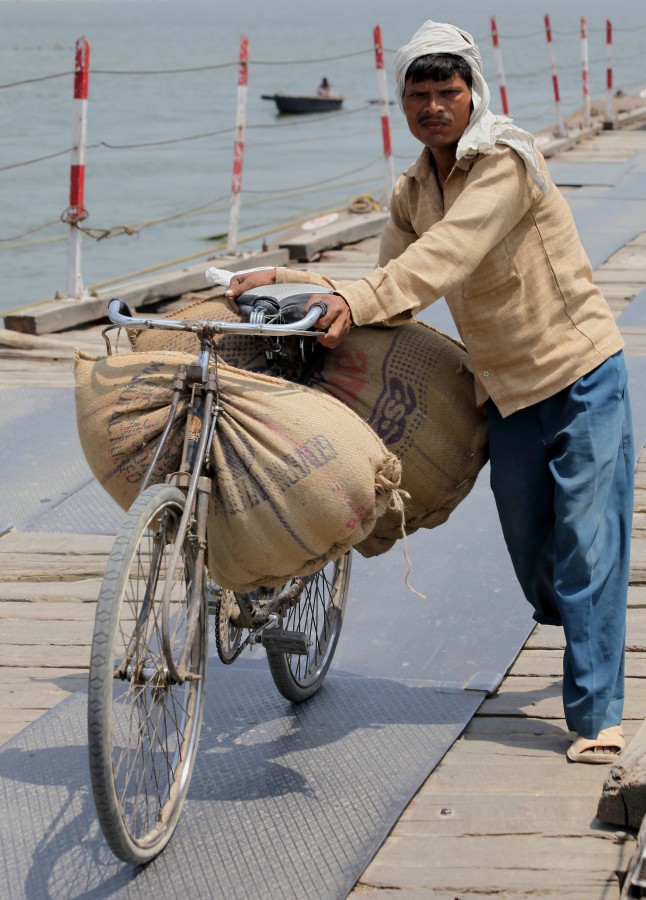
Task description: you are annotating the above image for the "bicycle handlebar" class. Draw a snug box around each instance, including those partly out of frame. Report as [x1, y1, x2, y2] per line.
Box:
[107, 298, 327, 337]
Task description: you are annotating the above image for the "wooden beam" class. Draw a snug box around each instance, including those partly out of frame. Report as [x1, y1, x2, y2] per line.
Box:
[3, 249, 289, 335]
[598, 719, 646, 829]
[279, 211, 388, 261]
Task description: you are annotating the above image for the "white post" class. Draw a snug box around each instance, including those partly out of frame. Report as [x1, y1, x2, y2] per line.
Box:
[581, 18, 591, 128]
[373, 24, 395, 204]
[227, 35, 248, 255]
[544, 14, 566, 137]
[66, 36, 90, 300]
[605, 20, 614, 129]
[490, 17, 510, 115]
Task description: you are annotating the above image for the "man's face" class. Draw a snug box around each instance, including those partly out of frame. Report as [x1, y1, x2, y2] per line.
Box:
[402, 72, 472, 153]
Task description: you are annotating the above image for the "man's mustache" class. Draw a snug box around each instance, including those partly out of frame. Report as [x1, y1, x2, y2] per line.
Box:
[418, 114, 451, 125]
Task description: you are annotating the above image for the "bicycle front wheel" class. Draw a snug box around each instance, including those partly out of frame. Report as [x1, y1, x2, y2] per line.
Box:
[266, 551, 352, 702]
[88, 484, 207, 865]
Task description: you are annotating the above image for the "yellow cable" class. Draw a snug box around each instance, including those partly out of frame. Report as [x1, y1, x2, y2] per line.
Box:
[2, 203, 355, 313]
[0, 234, 66, 252]
[87, 206, 351, 289]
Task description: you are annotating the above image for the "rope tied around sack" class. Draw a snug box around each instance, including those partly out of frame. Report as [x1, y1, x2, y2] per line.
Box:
[375, 457, 426, 601]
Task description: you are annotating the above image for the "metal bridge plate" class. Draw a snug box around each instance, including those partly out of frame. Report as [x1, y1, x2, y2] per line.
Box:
[0, 386, 123, 534]
[0, 661, 482, 899]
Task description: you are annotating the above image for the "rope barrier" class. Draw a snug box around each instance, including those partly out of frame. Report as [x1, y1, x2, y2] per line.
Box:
[488, 29, 545, 40]
[92, 62, 237, 75]
[0, 147, 74, 172]
[240, 156, 383, 195]
[0, 50, 373, 91]
[248, 104, 373, 129]
[250, 124, 382, 148]
[4, 16, 645, 304]
[0, 233, 66, 253]
[3, 22, 644, 92]
[0, 159, 384, 250]
[0, 220, 62, 243]
[0, 71, 72, 89]
[250, 48, 372, 65]
[617, 48, 646, 63]
[34, 107, 366, 165]
[95, 128, 236, 150]
[1, 105, 378, 172]
[236, 173, 385, 206]
[7, 114, 374, 174]
[555, 24, 646, 34]
[616, 76, 646, 94]
[506, 65, 553, 80]
[73, 195, 383, 294]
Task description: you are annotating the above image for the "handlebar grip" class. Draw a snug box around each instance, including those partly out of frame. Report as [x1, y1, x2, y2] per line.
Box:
[308, 300, 328, 320]
[108, 298, 135, 321]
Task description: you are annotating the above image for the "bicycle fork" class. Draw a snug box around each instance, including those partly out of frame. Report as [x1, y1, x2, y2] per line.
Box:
[161, 366, 218, 685]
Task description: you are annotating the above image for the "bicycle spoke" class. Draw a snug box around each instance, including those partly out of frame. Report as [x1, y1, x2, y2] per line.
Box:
[88, 486, 206, 864]
[265, 552, 351, 702]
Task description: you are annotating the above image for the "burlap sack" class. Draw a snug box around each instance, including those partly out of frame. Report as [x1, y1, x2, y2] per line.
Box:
[75, 350, 191, 511]
[129, 294, 266, 371]
[75, 350, 402, 592]
[206, 364, 401, 591]
[311, 322, 488, 556]
[125, 295, 488, 557]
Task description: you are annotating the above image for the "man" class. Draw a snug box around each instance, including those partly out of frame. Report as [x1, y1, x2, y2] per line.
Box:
[226, 20, 634, 763]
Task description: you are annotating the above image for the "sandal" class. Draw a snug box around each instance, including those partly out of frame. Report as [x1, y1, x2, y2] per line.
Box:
[566, 725, 625, 764]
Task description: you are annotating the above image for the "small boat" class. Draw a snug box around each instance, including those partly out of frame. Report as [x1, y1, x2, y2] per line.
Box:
[261, 92, 344, 115]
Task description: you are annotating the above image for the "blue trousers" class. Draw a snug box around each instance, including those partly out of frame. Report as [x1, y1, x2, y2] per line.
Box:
[487, 352, 634, 738]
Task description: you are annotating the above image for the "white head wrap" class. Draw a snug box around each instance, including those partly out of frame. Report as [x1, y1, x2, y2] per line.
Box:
[394, 20, 548, 193]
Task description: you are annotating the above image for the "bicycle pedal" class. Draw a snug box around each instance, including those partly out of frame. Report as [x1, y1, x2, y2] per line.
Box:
[261, 629, 310, 655]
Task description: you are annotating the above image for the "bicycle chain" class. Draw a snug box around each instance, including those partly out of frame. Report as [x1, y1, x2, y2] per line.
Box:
[213, 590, 248, 665]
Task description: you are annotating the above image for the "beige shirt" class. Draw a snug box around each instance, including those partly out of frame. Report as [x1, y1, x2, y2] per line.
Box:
[277, 145, 624, 417]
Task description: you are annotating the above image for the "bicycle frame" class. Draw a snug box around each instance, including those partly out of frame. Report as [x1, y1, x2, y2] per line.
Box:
[103, 296, 326, 684]
[89, 291, 352, 865]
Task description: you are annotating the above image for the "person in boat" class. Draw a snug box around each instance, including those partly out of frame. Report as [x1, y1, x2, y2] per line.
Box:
[317, 76, 332, 97]
[226, 20, 633, 765]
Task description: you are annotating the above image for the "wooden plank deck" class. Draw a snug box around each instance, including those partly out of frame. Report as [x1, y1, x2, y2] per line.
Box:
[347, 126, 646, 899]
[2, 111, 646, 898]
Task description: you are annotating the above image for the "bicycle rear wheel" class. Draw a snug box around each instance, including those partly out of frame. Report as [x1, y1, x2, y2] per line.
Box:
[266, 552, 351, 702]
[88, 484, 207, 865]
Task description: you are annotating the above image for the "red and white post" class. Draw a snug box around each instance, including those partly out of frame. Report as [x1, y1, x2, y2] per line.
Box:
[544, 15, 566, 136]
[373, 24, 395, 203]
[490, 17, 510, 116]
[581, 17, 591, 128]
[605, 20, 614, 129]
[227, 35, 248, 254]
[66, 36, 90, 300]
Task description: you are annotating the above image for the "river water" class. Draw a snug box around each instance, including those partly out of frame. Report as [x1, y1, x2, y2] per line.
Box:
[2, 0, 646, 318]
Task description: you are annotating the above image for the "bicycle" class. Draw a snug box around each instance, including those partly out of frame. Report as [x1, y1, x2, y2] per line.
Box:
[87, 289, 352, 866]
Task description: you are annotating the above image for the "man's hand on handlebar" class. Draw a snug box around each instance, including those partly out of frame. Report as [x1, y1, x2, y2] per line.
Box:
[222, 268, 352, 346]
[224, 268, 277, 312]
[306, 293, 352, 348]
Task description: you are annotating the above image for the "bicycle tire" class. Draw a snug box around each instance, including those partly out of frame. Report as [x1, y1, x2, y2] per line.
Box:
[88, 484, 207, 865]
[266, 552, 351, 702]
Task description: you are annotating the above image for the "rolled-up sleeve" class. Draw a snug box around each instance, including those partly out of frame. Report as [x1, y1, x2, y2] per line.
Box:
[274, 268, 338, 290]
